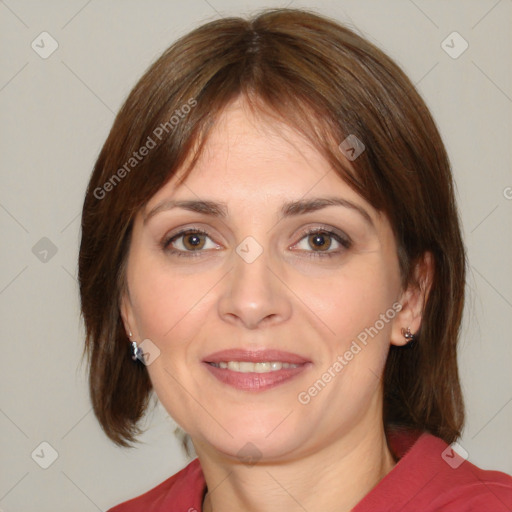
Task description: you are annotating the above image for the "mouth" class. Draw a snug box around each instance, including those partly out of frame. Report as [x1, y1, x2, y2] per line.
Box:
[208, 361, 301, 372]
[203, 349, 312, 391]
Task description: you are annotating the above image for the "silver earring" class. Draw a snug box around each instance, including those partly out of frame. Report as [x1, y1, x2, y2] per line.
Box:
[128, 331, 140, 361]
[401, 327, 415, 343]
[131, 341, 144, 361]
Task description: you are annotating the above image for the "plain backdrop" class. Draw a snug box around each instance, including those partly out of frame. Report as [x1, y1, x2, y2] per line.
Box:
[0, 0, 511, 510]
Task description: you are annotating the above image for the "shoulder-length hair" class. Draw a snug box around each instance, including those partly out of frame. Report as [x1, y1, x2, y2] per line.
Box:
[79, 8, 465, 447]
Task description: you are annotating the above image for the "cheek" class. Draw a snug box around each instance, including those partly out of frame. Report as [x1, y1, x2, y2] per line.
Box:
[128, 263, 217, 428]
[302, 269, 396, 403]
[299, 260, 398, 344]
[129, 259, 219, 346]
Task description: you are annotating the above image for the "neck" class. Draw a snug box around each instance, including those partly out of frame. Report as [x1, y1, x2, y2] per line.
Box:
[197, 423, 395, 512]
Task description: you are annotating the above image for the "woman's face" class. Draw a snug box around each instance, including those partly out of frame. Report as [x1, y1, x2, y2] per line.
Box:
[121, 99, 414, 462]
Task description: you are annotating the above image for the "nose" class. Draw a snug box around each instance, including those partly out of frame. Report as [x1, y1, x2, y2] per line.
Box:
[217, 248, 292, 330]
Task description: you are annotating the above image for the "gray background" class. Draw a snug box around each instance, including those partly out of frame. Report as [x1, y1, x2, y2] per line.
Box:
[0, 0, 511, 510]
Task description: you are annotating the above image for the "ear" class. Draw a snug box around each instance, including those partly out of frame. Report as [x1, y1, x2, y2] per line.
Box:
[390, 251, 434, 347]
[119, 289, 137, 340]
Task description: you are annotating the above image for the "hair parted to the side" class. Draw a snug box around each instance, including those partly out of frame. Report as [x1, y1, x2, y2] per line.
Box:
[79, 8, 465, 449]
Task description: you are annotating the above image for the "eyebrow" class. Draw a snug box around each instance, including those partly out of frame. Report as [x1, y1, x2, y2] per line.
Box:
[143, 196, 373, 226]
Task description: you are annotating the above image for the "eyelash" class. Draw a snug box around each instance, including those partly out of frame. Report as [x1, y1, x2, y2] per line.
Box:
[161, 226, 352, 259]
[294, 227, 352, 259]
[161, 228, 214, 258]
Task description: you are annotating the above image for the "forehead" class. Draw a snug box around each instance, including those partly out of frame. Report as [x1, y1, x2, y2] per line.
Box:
[146, 98, 365, 209]
[199, 102, 325, 177]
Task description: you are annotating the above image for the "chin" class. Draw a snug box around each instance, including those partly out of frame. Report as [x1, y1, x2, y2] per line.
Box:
[189, 410, 314, 462]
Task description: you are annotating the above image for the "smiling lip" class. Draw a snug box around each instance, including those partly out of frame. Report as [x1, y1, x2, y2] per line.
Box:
[203, 349, 311, 391]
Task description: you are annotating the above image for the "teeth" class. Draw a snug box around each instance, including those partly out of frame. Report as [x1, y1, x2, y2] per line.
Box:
[256, 362, 270, 372]
[212, 361, 300, 373]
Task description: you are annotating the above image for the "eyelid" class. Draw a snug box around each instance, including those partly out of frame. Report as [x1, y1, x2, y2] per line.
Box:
[160, 224, 351, 258]
[289, 226, 352, 258]
[161, 226, 222, 255]
[291, 225, 352, 247]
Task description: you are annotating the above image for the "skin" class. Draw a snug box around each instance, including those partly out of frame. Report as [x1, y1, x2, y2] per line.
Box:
[121, 97, 431, 512]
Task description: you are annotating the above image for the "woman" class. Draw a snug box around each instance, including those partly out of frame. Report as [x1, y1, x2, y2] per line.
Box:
[79, 8, 512, 511]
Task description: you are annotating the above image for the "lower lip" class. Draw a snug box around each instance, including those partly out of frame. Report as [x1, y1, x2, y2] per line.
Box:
[203, 362, 311, 391]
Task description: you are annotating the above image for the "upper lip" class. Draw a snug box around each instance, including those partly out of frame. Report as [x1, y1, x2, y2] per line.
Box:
[203, 349, 310, 365]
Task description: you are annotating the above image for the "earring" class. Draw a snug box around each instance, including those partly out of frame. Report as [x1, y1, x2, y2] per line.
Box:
[128, 331, 143, 361]
[401, 327, 416, 343]
[131, 340, 144, 361]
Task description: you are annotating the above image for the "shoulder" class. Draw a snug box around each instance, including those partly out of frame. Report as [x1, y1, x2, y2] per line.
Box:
[431, 467, 512, 510]
[423, 434, 512, 511]
[107, 458, 206, 512]
[354, 430, 512, 512]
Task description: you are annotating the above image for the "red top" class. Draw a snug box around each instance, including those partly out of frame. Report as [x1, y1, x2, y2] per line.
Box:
[108, 429, 512, 511]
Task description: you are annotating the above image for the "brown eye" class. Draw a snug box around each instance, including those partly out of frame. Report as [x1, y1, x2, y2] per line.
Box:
[164, 229, 220, 255]
[182, 233, 206, 250]
[308, 232, 332, 251]
[291, 228, 351, 258]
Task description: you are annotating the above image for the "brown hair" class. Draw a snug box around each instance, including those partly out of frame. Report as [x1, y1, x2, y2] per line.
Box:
[79, 7, 465, 448]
